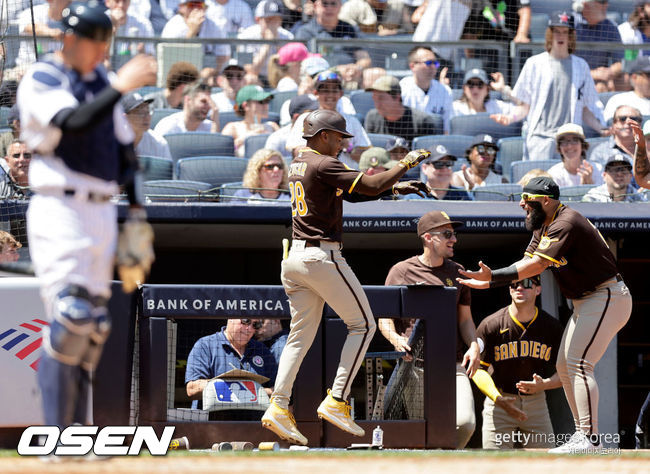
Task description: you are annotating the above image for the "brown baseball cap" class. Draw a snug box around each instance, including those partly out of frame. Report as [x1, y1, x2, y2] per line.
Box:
[417, 211, 462, 236]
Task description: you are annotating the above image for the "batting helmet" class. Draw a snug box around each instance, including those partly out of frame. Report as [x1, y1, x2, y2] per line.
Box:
[60, 1, 113, 42]
[302, 109, 353, 139]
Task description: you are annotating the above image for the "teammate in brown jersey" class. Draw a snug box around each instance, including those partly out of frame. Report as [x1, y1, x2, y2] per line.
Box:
[261, 109, 431, 445]
[458, 176, 632, 453]
[475, 275, 564, 449]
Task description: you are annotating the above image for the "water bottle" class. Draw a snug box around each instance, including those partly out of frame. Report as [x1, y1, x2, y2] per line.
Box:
[372, 425, 383, 447]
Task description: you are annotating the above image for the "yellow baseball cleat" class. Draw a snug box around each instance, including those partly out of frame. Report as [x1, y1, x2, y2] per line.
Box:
[317, 389, 364, 437]
[261, 400, 308, 446]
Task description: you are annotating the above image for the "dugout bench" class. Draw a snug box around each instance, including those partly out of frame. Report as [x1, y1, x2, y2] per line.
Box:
[136, 284, 457, 449]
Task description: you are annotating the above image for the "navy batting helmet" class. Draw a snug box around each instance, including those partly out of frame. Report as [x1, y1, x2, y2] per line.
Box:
[302, 109, 353, 139]
[60, 1, 113, 41]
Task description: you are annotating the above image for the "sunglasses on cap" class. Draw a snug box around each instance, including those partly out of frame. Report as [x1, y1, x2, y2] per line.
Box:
[240, 319, 263, 329]
[429, 229, 457, 239]
[614, 115, 643, 124]
[431, 161, 454, 169]
[316, 71, 341, 82]
[521, 192, 551, 202]
[475, 145, 497, 156]
[509, 278, 538, 290]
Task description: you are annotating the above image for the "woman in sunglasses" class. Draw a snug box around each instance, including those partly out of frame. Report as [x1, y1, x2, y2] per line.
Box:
[451, 134, 509, 191]
[547, 123, 602, 187]
[452, 69, 516, 118]
[233, 149, 290, 202]
[222, 85, 280, 157]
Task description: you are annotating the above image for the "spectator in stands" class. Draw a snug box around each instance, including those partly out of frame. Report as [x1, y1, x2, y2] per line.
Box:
[294, 0, 371, 70]
[127, 0, 169, 35]
[547, 123, 603, 187]
[161, 0, 230, 72]
[146, 61, 199, 110]
[574, 0, 623, 80]
[255, 319, 289, 365]
[268, 43, 310, 91]
[121, 92, 172, 159]
[590, 105, 643, 167]
[211, 59, 246, 113]
[365, 75, 440, 146]
[185, 318, 278, 407]
[362, 67, 387, 90]
[0, 230, 21, 264]
[358, 147, 397, 175]
[451, 134, 508, 190]
[399, 46, 452, 133]
[266, 94, 319, 159]
[338, 0, 403, 35]
[233, 149, 289, 202]
[222, 85, 278, 157]
[412, 0, 470, 61]
[106, 0, 155, 55]
[286, 71, 370, 167]
[0, 105, 20, 162]
[492, 12, 605, 160]
[452, 69, 516, 118]
[583, 154, 645, 202]
[16, 0, 62, 67]
[386, 136, 409, 162]
[154, 82, 219, 135]
[0, 140, 32, 199]
[619, 1, 650, 56]
[517, 169, 552, 186]
[603, 57, 650, 121]
[406, 145, 473, 201]
[206, 0, 254, 35]
[238, 0, 294, 81]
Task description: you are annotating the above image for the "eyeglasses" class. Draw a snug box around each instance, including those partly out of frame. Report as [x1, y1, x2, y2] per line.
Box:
[414, 59, 440, 68]
[11, 152, 31, 159]
[509, 278, 537, 290]
[240, 319, 263, 329]
[320, 1, 339, 7]
[429, 230, 457, 239]
[558, 137, 581, 146]
[475, 145, 497, 157]
[316, 71, 341, 82]
[466, 81, 485, 88]
[521, 192, 548, 201]
[605, 165, 632, 174]
[614, 115, 643, 124]
[262, 162, 283, 170]
[225, 72, 244, 80]
[431, 161, 454, 169]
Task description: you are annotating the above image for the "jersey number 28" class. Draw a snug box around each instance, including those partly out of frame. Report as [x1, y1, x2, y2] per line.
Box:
[289, 181, 308, 217]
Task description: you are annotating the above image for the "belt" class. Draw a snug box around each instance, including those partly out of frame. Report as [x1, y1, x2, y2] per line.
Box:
[305, 239, 320, 247]
[63, 189, 113, 203]
[579, 273, 623, 298]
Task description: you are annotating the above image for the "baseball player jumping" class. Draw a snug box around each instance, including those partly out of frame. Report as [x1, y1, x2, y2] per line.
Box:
[458, 176, 632, 453]
[261, 109, 431, 445]
[17, 1, 156, 431]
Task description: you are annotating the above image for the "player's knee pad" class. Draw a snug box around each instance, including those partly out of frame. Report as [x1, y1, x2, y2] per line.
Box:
[81, 302, 112, 371]
[44, 285, 97, 366]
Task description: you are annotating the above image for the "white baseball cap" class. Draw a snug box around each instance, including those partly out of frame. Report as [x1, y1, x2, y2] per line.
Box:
[556, 123, 585, 141]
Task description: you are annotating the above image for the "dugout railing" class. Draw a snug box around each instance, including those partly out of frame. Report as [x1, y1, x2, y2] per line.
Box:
[135, 284, 457, 449]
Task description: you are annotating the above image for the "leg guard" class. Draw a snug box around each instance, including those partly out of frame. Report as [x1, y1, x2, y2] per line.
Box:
[80, 296, 112, 372]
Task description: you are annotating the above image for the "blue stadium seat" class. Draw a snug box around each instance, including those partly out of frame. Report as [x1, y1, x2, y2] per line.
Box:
[219, 111, 281, 129]
[164, 132, 235, 163]
[138, 155, 173, 181]
[349, 91, 375, 118]
[511, 159, 560, 184]
[269, 91, 298, 115]
[496, 137, 525, 181]
[412, 134, 474, 159]
[560, 185, 598, 202]
[586, 136, 609, 160]
[244, 134, 272, 158]
[150, 108, 178, 129]
[367, 133, 401, 148]
[0, 107, 11, 127]
[598, 91, 617, 107]
[142, 179, 216, 201]
[175, 156, 249, 187]
[450, 113, 522, 139]
[220, 181, 244, 200]
[530, 13, 550, 42]
[472, 183, 523, 201]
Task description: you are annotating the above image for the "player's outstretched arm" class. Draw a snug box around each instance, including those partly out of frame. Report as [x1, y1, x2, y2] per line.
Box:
[630, 120, 650, 190]
[457, 257, 549, 290]
[354, 149, 430, 196]
[515, 372, 562, 394]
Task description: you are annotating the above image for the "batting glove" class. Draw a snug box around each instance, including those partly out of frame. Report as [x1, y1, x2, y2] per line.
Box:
[398, 149, 431, 170]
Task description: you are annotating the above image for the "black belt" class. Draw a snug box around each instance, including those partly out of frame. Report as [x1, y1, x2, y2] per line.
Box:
[305, 239, 320, 247]
[580, 273, 624, 298]
[63, 189, 113, 203]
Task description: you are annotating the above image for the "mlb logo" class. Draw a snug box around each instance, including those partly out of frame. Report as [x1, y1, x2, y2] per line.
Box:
[213, 380, 258, 403]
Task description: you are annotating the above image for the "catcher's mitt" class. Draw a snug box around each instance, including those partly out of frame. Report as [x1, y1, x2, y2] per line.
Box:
[116, 207, 154, 293]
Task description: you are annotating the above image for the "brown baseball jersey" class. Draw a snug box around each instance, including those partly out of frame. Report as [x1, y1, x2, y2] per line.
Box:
[477, 307, 563, 394]
[385, 256, 471, 361]
[524, 204, 619, 299]
[288, 147, 363, 242]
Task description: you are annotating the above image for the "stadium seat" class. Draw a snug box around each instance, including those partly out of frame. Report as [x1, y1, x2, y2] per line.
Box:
[530, 13, 550, 41]
[496, 137, 525, 181]
[220, 181, 244, 200]
[367, 133, 401, 148]
[138, 155, 173, 181]
[349, 91, 375, 118]
[176, 156, 249, 187]
[0, 106, 12, 127]
[510, 159, 560, 184]
[560, 185, 598, 202]
[269, 90, 297, 115]
[244, 134, 272, 158]
[151, 108, 178, 129]
[412, 134, 474, 159]
[219, 111, 281, 128]
[586, 137, 609, 159]
[164, 132, 235, 163]
[473, 183, 523, 201]
[598, 91, 617, 107]
[450, 113, 522, 139]
[142, 179, 216, 201]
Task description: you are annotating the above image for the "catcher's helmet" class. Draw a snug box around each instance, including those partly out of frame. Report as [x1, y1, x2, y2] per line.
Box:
[60, 1, 113, 42]
[302, 109, 353, 139]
